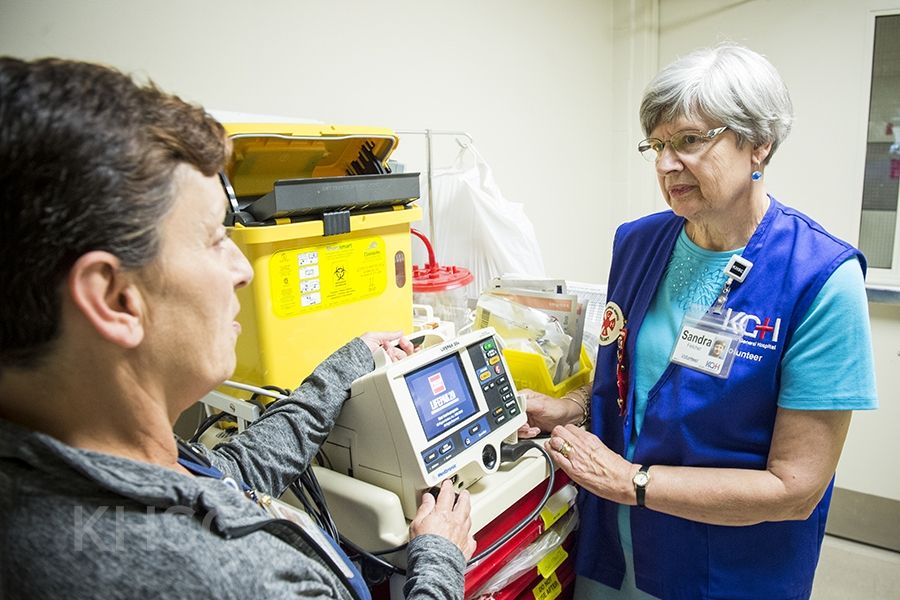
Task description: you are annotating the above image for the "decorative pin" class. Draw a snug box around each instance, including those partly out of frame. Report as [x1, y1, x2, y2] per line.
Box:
[599, 302, 625, 346]
[616, 326, 629, 416]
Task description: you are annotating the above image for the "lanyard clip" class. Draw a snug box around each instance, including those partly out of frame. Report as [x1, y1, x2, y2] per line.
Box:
[710, 281, 731, 316]
[724, 255, 753, 283]
[711, 255, 753, 315]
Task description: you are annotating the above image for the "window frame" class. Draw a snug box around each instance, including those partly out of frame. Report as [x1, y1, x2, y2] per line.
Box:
[860, 9, 900, 289]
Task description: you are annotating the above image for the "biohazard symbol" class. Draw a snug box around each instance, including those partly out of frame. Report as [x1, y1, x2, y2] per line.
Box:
[334, 266, 346, 281]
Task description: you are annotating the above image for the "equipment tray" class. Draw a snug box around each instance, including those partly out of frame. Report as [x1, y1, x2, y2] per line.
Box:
[246, 172, 420, 220]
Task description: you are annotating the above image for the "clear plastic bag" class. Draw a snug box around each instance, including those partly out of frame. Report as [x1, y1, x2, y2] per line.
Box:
[474, 294, 573, 383]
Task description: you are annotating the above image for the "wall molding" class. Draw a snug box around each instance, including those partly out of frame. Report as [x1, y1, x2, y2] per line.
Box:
[827, 486, 900, 553]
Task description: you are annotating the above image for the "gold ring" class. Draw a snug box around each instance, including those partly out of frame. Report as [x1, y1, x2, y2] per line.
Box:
[559, 441, 573, 459]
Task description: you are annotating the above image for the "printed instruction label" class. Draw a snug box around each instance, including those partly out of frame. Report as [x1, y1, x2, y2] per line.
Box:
[533, 571, 562, 600]
[540, 499, 571, 530]
[269, 236, 387, 318]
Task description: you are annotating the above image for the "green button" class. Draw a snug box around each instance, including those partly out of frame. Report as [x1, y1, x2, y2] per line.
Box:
[482, 340, 495, 351]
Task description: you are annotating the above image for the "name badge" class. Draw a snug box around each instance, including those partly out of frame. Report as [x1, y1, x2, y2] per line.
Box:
[264, 496, 357, 579]
[670, 312, 741, 378]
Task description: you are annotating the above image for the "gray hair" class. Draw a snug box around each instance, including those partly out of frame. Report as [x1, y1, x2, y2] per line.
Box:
[639, 44, 793, 164]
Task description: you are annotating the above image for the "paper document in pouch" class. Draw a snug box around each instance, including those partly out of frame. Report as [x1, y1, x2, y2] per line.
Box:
[475, 294, 571, 384]
[490, 276, 569, 295]
[487, 288, 584, 381]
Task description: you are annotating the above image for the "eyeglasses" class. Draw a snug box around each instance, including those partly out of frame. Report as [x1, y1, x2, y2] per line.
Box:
[219, 171, 245, 226]
[637, 126, 729, 162]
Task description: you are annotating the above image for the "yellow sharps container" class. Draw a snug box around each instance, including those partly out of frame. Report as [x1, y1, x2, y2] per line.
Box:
[223, 123, 419, 391]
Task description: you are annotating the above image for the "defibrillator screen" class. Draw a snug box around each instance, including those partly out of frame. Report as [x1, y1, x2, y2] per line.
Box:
[405, 354, 479, 442]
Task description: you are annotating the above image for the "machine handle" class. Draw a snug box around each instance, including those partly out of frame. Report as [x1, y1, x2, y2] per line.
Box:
[373, 347, 392, 369]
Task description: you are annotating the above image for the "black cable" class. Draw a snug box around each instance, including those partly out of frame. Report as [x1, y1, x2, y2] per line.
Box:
[335, 440, 556, 577]
[340, 534, 405, 576]
[290, 480, 329, 531]
[250, 385, 292, 411]
[175, 436, 213, 467]
[369, 542, 408, 556]
[465, 441, 555, 566]
[191, 384, 291, 444]
[291, 465, 403, 586]
[246, 396, 269, 413]
[290, 479, 329, 536]
[188, 411, 232, 444]
[316, 449, 334, 470]
[206, 382, 556, 583]
[263, 384, 292, 397]
[289, 457, 406, 580]
[300, 468, 340, 540]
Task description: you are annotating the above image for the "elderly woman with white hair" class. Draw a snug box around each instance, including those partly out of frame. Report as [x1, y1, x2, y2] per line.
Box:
[519, 44, 877, 599]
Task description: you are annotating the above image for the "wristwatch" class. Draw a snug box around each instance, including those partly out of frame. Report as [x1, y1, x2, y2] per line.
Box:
[633, 465, 651, 507]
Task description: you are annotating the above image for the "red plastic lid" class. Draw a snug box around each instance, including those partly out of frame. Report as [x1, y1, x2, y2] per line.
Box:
[413, 263, 474, 293]
[410, 228, 474, 293]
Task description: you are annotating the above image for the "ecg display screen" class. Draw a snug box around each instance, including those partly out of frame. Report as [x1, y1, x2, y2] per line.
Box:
[405, 354, 479, 441]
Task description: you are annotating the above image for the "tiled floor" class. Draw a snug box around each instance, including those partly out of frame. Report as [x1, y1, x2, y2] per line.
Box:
[811, 535, 900, 599]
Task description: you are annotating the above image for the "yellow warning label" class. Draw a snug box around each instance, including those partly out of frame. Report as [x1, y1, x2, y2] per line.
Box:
[270, 236, 387, 318]
[533, 571, 562, 600]
[537, 545, 568, 578]
[540, 502, 570, 530]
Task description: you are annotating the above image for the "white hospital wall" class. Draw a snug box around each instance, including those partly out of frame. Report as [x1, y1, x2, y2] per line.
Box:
[0, 0, 614, 284]
[650, 0, 900, 504]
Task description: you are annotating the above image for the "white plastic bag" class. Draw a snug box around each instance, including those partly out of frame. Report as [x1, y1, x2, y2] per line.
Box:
[430, 145, 546, 302]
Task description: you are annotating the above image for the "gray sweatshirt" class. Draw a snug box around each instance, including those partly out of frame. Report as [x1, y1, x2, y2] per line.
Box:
[0, 339, 464, 599]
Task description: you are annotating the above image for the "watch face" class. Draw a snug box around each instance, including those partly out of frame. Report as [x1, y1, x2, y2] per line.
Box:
[634, 472, 650, 487]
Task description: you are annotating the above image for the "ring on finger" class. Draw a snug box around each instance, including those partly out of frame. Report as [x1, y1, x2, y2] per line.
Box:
[559, 440, 573, 459]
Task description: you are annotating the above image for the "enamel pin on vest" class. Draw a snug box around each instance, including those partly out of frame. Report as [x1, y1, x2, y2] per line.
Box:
[599, 302, 625, 346]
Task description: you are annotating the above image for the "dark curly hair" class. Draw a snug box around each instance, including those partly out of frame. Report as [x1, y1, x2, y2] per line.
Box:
[0, 57, 228, 371]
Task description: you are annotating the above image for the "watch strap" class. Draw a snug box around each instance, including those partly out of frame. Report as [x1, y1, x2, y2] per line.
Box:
[635, 464, 650, 507]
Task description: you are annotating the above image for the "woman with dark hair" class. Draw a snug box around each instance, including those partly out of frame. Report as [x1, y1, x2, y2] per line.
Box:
[0, 57, 473, 600]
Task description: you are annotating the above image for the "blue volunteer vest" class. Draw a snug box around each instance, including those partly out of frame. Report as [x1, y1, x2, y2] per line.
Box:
[575, 198, 864, 600]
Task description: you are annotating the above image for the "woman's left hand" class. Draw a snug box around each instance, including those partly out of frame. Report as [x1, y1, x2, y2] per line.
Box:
[545, 424, 637, 505]
[517, 388, 582, 438]
[359, 331, 414, 362]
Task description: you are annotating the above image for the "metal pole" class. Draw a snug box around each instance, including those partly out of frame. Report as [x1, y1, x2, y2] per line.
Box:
[394, 129, 474, 249]
[425, 129, 435, 243]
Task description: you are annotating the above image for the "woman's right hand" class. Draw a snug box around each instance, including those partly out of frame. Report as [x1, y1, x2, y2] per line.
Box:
[359, 331, 414, 363]
[517, 388, 583, 439]
[409, 480, 476, 560]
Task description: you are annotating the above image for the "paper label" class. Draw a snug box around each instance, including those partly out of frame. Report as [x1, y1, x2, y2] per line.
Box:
[269, 236, 386, 318]
[537, 545, 568, 578]
[533, 571, 562, 600]
[539, 497, 571, 529]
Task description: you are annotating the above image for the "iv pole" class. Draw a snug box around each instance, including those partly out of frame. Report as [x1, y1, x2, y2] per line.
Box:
[395, 129, 473, 251]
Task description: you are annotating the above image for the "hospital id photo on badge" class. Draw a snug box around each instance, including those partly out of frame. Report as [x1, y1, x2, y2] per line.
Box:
[670, 311, 741, 378]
